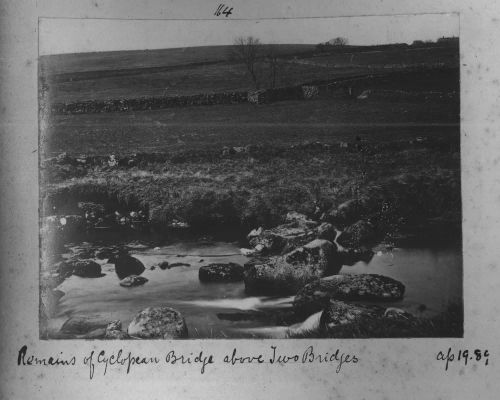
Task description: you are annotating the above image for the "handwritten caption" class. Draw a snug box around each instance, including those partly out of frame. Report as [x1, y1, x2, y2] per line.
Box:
[214, 4, 233, 17]
[436, 348, 490, 371]
[17, 345, 358, 379]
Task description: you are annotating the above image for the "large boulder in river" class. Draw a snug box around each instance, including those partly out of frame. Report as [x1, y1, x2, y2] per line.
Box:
[119, 275, 148, 287]
[247, 214, 336, 255]
[110, 253, 145, 279]
[244, 239, 340, 295]
[127, 307, 188, 339]
[199, 263, 244, 282]
[293, 274, 405, 318]
[72, 260, 102, 278]
[318, 300, 417, 338]
[284, 239, 342, 275]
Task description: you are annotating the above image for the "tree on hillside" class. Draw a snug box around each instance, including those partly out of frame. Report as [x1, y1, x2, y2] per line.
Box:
[329, 37, 348, 46]
[232, 36, 262, 89]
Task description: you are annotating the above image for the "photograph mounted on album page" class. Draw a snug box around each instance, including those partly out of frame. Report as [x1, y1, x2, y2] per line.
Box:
[1, 1, 500, 399]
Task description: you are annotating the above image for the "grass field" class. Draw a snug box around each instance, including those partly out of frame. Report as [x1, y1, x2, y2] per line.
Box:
[43, 96, 459, 156]
[40, 42, 461, 238]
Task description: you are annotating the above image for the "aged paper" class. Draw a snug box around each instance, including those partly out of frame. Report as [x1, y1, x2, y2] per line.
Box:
[1, 0, 500, 398]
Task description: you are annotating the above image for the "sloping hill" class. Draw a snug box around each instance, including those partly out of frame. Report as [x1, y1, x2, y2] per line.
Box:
[40, 43, 458, 104]
[40, 44, 317, 76]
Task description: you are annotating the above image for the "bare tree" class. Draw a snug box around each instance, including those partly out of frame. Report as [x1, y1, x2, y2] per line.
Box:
[330, 37, 348, 46]
[232, 36, 262, 88]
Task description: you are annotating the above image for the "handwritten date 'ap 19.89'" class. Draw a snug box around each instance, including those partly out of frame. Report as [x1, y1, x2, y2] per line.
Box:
[437, 348, 490, 371]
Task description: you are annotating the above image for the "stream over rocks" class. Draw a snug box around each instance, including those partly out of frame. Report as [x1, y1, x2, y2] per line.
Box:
[42, 234, 462, 339]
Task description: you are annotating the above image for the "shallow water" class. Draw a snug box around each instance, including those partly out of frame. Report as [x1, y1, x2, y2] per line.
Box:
[48, 240, 462, 339]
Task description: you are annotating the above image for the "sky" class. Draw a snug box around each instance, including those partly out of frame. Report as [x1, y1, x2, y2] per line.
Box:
[39, 13, 459, 55]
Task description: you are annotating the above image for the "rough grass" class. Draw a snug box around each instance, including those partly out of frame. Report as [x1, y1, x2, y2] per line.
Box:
[42, 132, 461, 237]
[42, 96, 459, 157]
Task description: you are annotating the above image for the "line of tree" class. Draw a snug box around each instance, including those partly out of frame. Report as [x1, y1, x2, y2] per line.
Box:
[316, 37, 348, 51]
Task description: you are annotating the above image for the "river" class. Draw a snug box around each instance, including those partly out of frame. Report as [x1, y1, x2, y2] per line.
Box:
[46, 237, 462, 339]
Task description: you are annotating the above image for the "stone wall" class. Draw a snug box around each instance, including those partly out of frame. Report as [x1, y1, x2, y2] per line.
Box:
[302, 85, 319, 99]
[52, 91, 248, 115]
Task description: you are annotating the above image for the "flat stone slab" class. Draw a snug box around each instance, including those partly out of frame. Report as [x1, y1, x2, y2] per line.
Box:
[199, 263, 244, 282]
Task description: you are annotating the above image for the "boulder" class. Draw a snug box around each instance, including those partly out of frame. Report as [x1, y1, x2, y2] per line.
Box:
[285, 211, 316, 225]
[72, 260, 102, 278]
[169, 262, 191, 268]
[106, 320, 122, 331]
[337, 220, 378, 249]
[319, 300, 381, 332]
[247, 216, 336, 255]
[284, 239, 342, 275]
[119, 275, 148, 287]
[110, 253, 145, 279]
[159, 261, 169, 270]
[199, 263, 244, 282]
[244, 239, 341, 296]
[104, 320, 129, 340]
[127, 307, 188, 339]
[293, 274, 405, 318]
[318, 300, 417, 338]
[52, 259, 102, 279]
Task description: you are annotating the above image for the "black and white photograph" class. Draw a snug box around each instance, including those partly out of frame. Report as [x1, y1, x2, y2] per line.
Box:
[38, 13, 463, 340]
[4, 0, 500, 398]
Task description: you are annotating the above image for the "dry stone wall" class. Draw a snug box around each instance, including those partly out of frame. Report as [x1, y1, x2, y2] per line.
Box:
[52, 91, 248, 115]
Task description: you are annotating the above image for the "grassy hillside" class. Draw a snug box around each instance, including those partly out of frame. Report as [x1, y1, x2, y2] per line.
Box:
[40, 44, 317, 75]
[40, 44, 459, 104]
